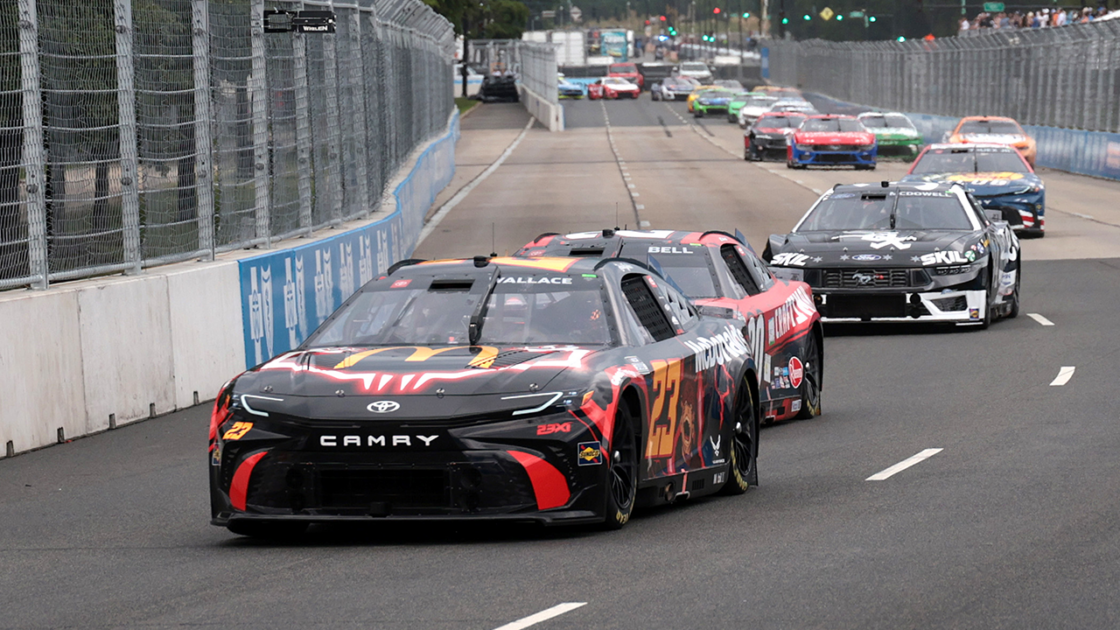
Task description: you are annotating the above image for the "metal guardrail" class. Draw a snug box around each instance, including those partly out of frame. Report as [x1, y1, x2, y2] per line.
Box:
[767, 20, 1120, 134]
[0, 0, 454, 291]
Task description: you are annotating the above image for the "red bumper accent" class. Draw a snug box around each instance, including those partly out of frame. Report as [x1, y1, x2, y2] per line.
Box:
[508, 451, 571, 511]
[229, 451, 268, 511]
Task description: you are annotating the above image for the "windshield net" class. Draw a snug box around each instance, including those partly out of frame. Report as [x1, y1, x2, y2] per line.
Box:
[305, 277, 611, 348]
[799, 192, 972, 231]
[911, 148, 1029, 174]
[958, 120, 1023, 135]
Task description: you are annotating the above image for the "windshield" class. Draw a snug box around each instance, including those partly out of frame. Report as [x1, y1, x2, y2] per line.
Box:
[802, 118, 865, 132]
[798, 192, 972, 231]
[911, 148, 1030, 174]
[304, 276, 611, 348]
[715, 81, 743, 89]
[603, 77, 632, 86]
[617, 245, 718, 298]
[609, 64, 637, 73]
[958, 120, 1023, 135]
[701, 90, 734, 99]
[745, 96, 778, 108]
[681, 63, 708, 72]
[756, 115, 805, 129]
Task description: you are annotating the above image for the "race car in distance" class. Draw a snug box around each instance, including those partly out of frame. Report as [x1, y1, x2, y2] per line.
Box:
[607, 62, 644, 89]
[686, 85, 722, 112]
[764, 181, 1021, 327]
[713, 79, 745, 91]
[752, 85, 802, 100]
[746, 113, 808, 161]
[558, 73, 584, 99]
[675, 61, 713, 83]
[787, 115, 877, 170]
[736, 94, 780, 127]
[209, 256, 761, 537]
[901, 144, 1045, 237]
[693, 89, 735, 117]
[946, 116, 1037, 166]
[727, 91, 760, 123]
[588, 77, 640, 100]
[650, 77, 695, 101]
[517, 229, 823, 425]
[856, 112, 924, 159]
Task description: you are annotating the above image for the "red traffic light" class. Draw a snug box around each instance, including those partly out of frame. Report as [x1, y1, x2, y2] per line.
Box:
[713, 7, 721, 13]
[645, 19, 650, 24]
[660, 15, 666, 20]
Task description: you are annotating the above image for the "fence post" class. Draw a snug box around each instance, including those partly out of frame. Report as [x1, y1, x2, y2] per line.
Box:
[292, 27, 313, 233]
[322, 8, 342, 225]
[18, 0, 47, 289]
[349, 9, 371, 217]
[249, 0, 271, 246]
[113, 0, 141, 274]
[191, 0, 216, 259]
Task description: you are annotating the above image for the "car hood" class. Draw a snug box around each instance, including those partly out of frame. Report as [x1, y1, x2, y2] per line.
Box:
[794, 131, 875, 145]
[234, 345, 600, 416]
[901, 171, 1042, 195]
[771, 230, 986, 266]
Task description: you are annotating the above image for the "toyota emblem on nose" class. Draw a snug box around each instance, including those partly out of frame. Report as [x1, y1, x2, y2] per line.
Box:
[367, 401, 401, 414]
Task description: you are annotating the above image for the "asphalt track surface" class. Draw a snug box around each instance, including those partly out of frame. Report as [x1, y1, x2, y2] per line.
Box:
[4, 97, 1120, 629]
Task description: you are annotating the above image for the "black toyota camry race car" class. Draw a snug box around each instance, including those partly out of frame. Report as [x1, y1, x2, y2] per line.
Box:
[210, 256, 761, 537]
[763, 181, 1021, 327]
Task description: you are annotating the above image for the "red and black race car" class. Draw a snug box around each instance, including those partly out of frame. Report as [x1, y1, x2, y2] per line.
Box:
[210, 256, 760, 537]
[517, 230, 823, 424]
[607, 62, 644, 89]
[588, 77, 641, 100]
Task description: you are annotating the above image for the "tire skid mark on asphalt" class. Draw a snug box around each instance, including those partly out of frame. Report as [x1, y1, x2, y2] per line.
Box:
[601, 100, 643, 228]
[1028, 312, 1056, 326]
[1049, 366, 1076, 386]
[493, 602, 588, 630]
[866, 448, 944, 481]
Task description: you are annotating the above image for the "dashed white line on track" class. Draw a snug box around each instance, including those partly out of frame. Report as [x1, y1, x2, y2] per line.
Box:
[866, 448, 943, 481]
[494, 603, 587, 630]
[1028, 313, 1055, 326]
[1050, 366, 1075, 386]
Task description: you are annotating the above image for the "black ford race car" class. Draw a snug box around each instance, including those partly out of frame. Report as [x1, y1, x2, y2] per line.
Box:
[210, 256, 760, 537]
[763, 182, 1021, 328]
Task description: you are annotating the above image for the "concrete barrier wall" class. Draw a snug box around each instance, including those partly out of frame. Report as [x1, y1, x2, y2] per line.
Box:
[804, 91, 1120, 181]
[0, 112, 460, 458]
[518, 85, 564, 132]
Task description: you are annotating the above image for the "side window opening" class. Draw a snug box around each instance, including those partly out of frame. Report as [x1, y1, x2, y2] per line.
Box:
[621, 274, 676, 342]
[721, 244, 762, 296]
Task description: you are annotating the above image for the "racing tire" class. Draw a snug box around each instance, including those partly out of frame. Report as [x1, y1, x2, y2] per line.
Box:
[795, 330, 823, 420]
[601, 401, 639, 530]
[721, 378, 759, 495]
[728, 115, 736, 123]
[227, 520, 308, 539]
[1006, 265, 1021, 319]
[694, 110, 703, 118]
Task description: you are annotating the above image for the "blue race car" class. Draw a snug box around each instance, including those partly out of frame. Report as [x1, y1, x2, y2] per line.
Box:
[901, 143, 1045, 237]
[558, 73, 584, 99]
[787, 115, 877, 170]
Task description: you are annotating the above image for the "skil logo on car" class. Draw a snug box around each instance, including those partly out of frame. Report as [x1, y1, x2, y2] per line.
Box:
[919, 250, 976, 266]
[683, 325, 750, 371]
[772, 252, 810, 267]
[319, 434, 439, 447]
[578, 441, 603, 466]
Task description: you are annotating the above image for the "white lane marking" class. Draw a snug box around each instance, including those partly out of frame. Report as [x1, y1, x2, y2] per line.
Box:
[1050, 366, 1075, 386]
[866, 448, 943, 481]
[811, 188, 822, 194]
[635, 205, 645, 210]
[1070, 212, 1094, 220]
[494, 603, 587, 630]
[416, 117, 533, 246]
[630, 192, 640, 197]
[627, 183, 636, 188]
[1028, 313, 1055, 326]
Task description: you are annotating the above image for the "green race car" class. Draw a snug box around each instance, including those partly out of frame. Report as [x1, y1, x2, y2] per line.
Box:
[727, 91, 761, 123]
[857, 112, 924, 159]
[692, 89, 736, 118]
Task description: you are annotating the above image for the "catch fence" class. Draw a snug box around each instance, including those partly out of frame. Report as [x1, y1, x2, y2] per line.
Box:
[0, 0, 454, 291]
[767, 20, 1120, 134]
[466, 39, 558, 105]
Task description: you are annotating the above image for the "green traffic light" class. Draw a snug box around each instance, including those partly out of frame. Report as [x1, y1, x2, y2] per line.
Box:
[781, 17, 789, 24]
[742, 12, 750, 18]
[869, 15, 877, 22]
[897, 36, 906, 42]
[803, 14, 810, 20]
[836, 14, 843, 20]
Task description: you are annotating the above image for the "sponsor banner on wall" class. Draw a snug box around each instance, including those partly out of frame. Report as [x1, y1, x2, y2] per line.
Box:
[237, 113, 458, 369]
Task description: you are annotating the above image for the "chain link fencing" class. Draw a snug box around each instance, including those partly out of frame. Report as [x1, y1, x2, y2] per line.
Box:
[768, 20, 1120, 134]
[466, 39, 558, 105]
[0, 0, 454, 291]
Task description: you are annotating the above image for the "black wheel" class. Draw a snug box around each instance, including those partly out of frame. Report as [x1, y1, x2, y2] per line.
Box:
[1006, 265, 1021, 319]
[227, 520, 308, 539]
[694, 110, 703, 118]
[795, 330, 823, 419]
[744, 149, 750, 161]
[602, 401, 639, 529]
[721, 378, 759, 495]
